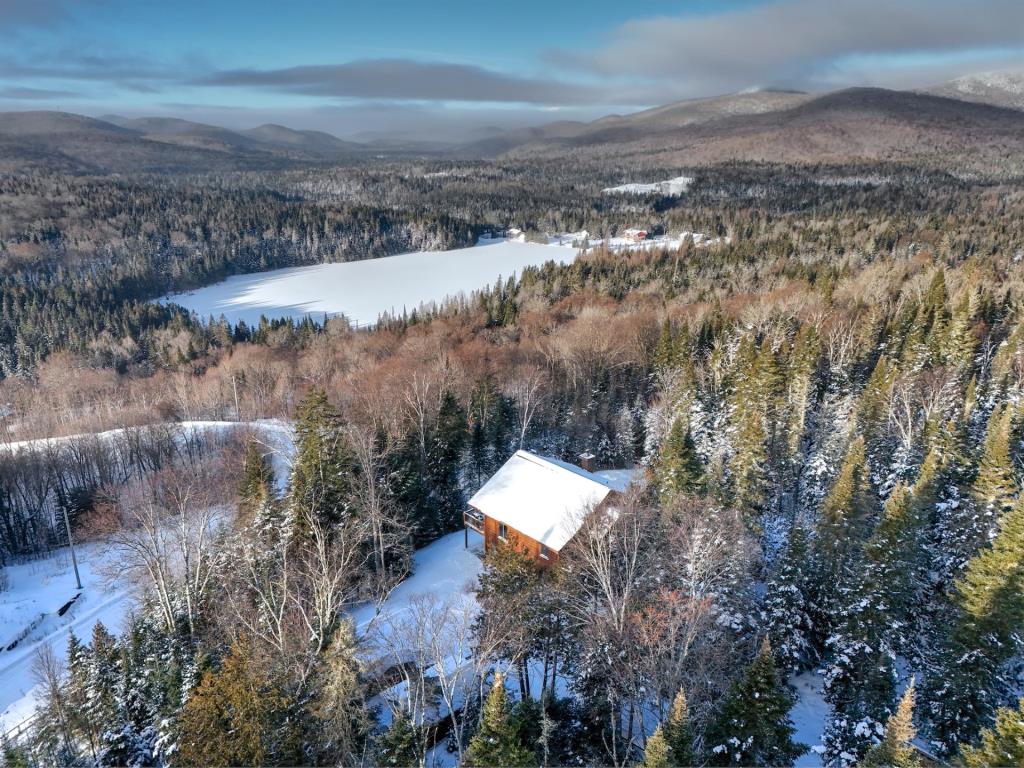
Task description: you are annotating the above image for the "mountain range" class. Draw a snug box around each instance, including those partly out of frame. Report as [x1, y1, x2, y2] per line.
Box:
[1, 71, 1023, 175]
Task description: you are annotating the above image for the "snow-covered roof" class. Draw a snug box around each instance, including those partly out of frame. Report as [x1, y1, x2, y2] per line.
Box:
[468, 450, 629, 552]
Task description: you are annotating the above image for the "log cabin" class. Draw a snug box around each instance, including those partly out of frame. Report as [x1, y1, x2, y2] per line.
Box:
[463, 450, 633, 564]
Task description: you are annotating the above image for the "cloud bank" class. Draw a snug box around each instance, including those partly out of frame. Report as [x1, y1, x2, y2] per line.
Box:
[558, 0, 1024, 95]
[194, 59, 636, 106]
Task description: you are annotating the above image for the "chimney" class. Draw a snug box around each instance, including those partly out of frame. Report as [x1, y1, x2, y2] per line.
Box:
[578, 452, 596, 473]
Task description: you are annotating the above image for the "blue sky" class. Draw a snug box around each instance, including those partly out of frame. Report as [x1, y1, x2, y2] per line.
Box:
[1, 0, 1022, 139]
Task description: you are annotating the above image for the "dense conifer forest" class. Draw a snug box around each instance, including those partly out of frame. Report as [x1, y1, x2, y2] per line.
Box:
[2, 158, 1024, 767]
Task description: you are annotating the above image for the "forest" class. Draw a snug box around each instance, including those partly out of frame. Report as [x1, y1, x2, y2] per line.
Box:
[1, 158, 1024, 768]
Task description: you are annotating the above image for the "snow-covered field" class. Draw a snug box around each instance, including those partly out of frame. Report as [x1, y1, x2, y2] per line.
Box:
[602, 176, 693, 196]
[164, 239, 579, 327]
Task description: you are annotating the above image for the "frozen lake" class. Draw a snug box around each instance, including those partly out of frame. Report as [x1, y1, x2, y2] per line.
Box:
[164, 238, 579, 326]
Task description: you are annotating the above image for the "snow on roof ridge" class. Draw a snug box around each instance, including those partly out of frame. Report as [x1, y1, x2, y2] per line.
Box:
[517, 450, 628, 490]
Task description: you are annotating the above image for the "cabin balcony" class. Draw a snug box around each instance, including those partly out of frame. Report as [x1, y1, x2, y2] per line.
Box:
[463, 508, 485, 534]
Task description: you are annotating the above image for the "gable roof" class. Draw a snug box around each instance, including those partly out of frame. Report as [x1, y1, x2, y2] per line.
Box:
[467, 450, 622, 552]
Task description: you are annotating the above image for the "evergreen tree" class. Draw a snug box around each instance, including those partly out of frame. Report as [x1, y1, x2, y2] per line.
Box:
[663, 690, 695, 767]
[855, 356, 896, 467]
[643, 726, 671, 768]
[763, 521, 814, 672]
[970, 403, 1016, 537]
[425, 389, 467, 536]
[238, 438, 275, 526]
[956, 492, 1024, 663]
[863, 484, 924, 655]
[860, 682, 921, 768]
[305, 621, 369, 765]
[919, 422, 978, 582]
[64, 629, 96, 757]
[289, 389, 357, 537]
[657, 418, 704, 500]
[729, 336, 770, 526]
[705, 639, 807, 767]
[959, 698, 1024, 768]
[821, 572, 897, 765]
[465, 672, 534, 767]
[86, 621, 120, 756]
[811, 436, 876, 642]
[928, 494, 1024, 752]
[654, 318, 677, 372]
[176, 641, 299, 767]
[376, 711, 421, 768]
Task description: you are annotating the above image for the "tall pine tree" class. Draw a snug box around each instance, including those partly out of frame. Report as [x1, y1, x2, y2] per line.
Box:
[705, 639, 807, 767]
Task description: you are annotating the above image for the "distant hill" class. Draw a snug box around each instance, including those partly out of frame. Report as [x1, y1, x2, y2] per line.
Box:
[923, 70, 1024, 111]
[460, 90, 811, 156]
[4, 81, 1024, 176]
[493, 87, 1024, 177]
[0, 111, 368, 173]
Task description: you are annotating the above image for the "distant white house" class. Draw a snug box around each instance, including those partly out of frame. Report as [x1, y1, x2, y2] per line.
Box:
[463, 450, 633, 563]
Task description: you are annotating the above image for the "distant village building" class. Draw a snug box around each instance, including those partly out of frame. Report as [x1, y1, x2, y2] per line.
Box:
[622, 228, 649, 242]
[463, 450, 632, 564]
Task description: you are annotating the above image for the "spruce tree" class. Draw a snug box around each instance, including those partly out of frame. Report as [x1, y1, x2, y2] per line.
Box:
[729, 336, 769, 526]
[863, 484, 924, 655]
[855, 356, 896, 469]
[705, 639, 807, 767]
[425, 389, 467, 536]
[928, 494, 1024, 752]
[657, 418, 704, 501]
[821, 570, 897, 765]
[465, 672, 534, 767]
[654, 318, 677, 372]
[64, 629, 96, 756]
[860, 682, 921, 768]
[643, 726, 671, 768]
[663, 690, 695, 767]
[970, 403, 1016, 538]
[956, 493, 1024, 662]
[86, 621, 120, 755]
[237, 438, 275, 526]
[959, 698, 1024, 768]
[176, 641, 298, 767]
[376, 711, 421, 767]
[812, 435, 876, 642]
[763, 521, 814, 672]
[289, 388, 357, 538]
[815, 436, 875, 579]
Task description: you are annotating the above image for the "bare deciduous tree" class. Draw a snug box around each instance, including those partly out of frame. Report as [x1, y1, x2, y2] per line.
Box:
[106, 462, 229, 635]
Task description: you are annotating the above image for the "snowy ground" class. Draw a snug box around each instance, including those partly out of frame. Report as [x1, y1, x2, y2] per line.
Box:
[0, 542, 130, 737]
[163, 239, 579, 327]
[352, 530, 484, 640]
[602, 176, 693, 196]
[790, 671, 828, 766]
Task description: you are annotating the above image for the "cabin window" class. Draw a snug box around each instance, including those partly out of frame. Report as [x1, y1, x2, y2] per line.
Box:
[539, 544, 551, 560]
[498, 523, 508, 541]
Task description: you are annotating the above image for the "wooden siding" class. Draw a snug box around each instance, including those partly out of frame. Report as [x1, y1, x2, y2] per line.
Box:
[477, 510, 559, 566]
[467, 489, 622, 566]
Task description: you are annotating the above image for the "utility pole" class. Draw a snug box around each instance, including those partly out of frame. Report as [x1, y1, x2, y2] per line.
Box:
[62, 506, 82, 590]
